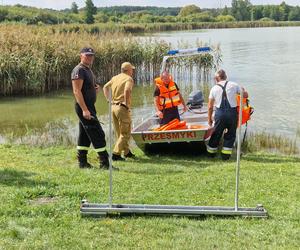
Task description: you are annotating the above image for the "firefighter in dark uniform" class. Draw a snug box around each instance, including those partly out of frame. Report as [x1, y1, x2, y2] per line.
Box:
[154, 71, 187, 125]
[71, 47, 116, 170]
[207, 69, 248, 160]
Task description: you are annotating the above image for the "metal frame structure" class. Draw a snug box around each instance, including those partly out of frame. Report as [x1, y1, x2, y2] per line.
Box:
[80, 47, 268, 218]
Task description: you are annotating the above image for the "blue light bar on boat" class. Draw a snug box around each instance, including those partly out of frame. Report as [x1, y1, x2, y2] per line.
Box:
[167, 47, 211, 55]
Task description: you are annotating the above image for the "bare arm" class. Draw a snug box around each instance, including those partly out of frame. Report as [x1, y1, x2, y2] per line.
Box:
[242, 87, 248, 98]
[208, 98, 214, 127]
[103, 81, 112, 102]
[179, 92, 187, 112]
[154, 96, 163, 118]
[72, 79, 91, 120]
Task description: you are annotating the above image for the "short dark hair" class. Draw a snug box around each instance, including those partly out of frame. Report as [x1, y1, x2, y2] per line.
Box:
[215, 69, 227, 80]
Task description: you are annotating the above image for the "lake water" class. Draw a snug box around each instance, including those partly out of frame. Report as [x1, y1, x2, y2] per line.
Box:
[153, 26, 300, 139]
[0, 27, 299, 145]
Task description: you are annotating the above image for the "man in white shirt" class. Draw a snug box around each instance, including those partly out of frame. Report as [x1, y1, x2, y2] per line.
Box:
[207, 69, 248, 160]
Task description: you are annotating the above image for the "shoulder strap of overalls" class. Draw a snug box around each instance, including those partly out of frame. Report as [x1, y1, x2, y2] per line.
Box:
[216, 81, 228, 99]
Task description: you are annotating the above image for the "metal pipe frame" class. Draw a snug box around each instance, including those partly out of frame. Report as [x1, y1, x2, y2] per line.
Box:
[81, 203, 268, 218]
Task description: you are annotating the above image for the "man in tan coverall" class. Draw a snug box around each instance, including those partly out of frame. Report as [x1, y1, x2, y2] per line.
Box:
[103, 62, 135, 161]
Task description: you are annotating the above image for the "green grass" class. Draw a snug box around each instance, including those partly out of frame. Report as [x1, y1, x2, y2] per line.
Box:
[0, 145, 299, 249]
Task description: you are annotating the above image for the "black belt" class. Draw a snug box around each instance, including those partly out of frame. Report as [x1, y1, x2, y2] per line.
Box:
[113, 102, 129, 110]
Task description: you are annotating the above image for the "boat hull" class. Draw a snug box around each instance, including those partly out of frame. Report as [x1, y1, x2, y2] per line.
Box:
[131, 107, 213, 152]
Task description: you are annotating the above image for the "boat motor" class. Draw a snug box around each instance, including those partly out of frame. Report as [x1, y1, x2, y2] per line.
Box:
[187, 90, 204, 109]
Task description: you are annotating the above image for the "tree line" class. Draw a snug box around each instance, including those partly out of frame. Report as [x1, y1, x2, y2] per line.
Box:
[0, 0, 300, 25]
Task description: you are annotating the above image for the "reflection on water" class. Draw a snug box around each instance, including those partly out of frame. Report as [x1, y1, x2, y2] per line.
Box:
[0, 86, 161, 145]
[0, 27, 299, 147]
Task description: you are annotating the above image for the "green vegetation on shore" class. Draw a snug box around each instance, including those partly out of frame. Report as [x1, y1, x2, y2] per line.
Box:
[0, 145, 299, 249]
[53, 20, 300, 34]
[1, 1, 300, 25]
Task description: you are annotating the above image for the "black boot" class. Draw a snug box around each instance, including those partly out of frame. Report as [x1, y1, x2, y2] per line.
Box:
[124, 150, 136, 159]
[221, 153, 231, 161]
[77, 150, 93, 168]
[207, 151, 217, 158]
[112, 153, 125, 161]
[98, 151, 119, 171]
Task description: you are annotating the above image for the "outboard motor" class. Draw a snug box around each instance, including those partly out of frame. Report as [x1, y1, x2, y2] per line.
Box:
[187, 90, 204, 109]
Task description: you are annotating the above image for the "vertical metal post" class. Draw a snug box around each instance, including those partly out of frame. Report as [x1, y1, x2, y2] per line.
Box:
[108, 89, 113, 208]
[235, 87, 243, 211]
[161, 56, 168, 74]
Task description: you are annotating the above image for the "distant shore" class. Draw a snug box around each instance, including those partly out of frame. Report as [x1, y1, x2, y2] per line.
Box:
[50, 21, 300, 34]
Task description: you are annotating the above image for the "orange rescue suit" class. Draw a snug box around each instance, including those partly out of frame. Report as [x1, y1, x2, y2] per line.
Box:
[155, 77, 182, 111]
[236, 95, 253, 126]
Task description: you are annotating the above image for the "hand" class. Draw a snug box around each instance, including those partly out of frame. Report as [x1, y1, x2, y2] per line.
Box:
[83, 110, 91, 120]
[95, 84, 100, 94]
[183, 105, 187, 112]
[156, 111, 163, 118]
[208, 119, 213, 127]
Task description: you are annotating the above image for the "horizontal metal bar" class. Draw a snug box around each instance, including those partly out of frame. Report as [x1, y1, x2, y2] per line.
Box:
[81, 203, 268, 218]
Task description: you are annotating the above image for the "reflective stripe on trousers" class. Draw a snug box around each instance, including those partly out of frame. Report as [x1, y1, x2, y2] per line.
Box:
[221, 147, 233, 155]
[206, 145, 218, 154]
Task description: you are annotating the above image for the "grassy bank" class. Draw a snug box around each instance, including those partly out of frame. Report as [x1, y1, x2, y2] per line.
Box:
[0, 145, 299, 249]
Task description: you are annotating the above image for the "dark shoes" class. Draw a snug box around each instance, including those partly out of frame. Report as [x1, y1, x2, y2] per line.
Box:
[124, 151, 136, 159]
[100, 162, 119, 171]
[78, 150, 93, 169]
[221, 153, 231, 161]
[112, 153, 125, 161]
[207, 152, 231, 160]
[207, 152, 217, 158]
[79, 162, 93, 168]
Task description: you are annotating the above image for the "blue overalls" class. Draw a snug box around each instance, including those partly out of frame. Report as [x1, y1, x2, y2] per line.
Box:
[207, 81, 238, 159]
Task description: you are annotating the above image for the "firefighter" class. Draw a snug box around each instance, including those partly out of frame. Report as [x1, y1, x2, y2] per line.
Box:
[103, 62, 136, 161]
[71, 47, 117, 170]
[207, 69, 248, 160]
[154, 71, 187, 125]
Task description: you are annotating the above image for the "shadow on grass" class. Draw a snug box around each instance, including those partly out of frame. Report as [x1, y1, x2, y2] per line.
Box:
[120, 148, 238, 175]
[122, 156, 214, 175]
[121, 166, 185, 175]
[0, 169, 50, 187]
[82, 213, 261, 221]
[242, 154, 300, 164]
[142, 141, 208, 156]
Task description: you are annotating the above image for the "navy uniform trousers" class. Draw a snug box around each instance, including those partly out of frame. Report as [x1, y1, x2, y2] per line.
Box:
[207, 107, 237, 157]
[207, 81, 238, 159]
[75, 103, 109, 166]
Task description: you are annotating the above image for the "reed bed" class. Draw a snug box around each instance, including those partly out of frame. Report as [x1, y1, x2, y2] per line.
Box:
[297, 126, 300, 137]
[0, 24, 169, 96]
[243, 131, 299, 155]
[0, 24, 220, 96]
